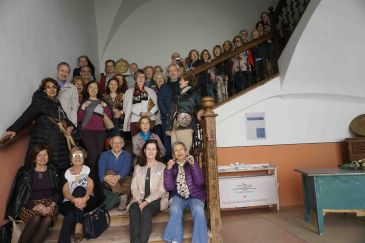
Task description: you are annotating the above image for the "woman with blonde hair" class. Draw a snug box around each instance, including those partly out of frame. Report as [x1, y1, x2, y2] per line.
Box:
[58, 147, 103, 243]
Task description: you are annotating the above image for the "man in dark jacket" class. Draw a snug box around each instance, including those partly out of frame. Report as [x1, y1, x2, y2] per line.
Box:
[157, 64, 180, 160]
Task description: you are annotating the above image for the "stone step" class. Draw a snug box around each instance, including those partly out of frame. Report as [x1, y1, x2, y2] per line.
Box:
[46, 207, 194, 242]
[52, 208, 192, 230]
[45, 220, 193, 243]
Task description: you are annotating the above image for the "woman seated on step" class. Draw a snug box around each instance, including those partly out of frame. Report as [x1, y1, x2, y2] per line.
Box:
[132, 116, 166, 163]
[128, 139, 169, 243]
[6, 144, 61, 243]
[58, 146, 104, 243]
[163, 141, 208, 243]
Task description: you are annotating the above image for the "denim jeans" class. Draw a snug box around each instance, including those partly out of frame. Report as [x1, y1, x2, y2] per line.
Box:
[163, 196, 208, 243]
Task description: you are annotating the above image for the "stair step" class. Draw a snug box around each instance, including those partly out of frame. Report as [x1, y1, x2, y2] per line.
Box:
[46, 207, 193, 242]
[45, 221, 193, 242]
[52, 208, 192, 230]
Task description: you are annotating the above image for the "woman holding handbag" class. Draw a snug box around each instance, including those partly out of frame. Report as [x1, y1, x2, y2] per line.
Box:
[1, 77, 74, 175]
[128, 139, 169, 243]
[58, 147, 103, 243]
[6, 145, 61, 243]
[166, 72, 202, 154]
[78, 80, 112, 169]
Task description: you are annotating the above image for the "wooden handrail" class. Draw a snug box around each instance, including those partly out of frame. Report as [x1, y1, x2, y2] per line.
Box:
[190, 32, 274, 76]
[0, 124, 33, 150]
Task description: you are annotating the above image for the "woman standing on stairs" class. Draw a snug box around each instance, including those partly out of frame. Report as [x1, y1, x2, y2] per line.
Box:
[6, 145, 60, 243]
[58, 147, 103, 243]
[163, 141, 208, 243]
[128, 139, 169, 243]
[2, 77, 75, 176]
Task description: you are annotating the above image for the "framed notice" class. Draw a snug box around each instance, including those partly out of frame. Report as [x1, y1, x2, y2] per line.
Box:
[219, 175, 278, 209]
[245, 112, 266, 140]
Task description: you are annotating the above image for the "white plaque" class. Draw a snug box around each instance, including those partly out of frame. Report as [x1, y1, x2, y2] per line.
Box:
[219, 175, 277, 209]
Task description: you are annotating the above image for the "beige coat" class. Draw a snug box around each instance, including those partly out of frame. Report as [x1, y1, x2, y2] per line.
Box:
[127, 162, 169, 211]
[123, 86, 161, 131]
[57, 81, 79, 126]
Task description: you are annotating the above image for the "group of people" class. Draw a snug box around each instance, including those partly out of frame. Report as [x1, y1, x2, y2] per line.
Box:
[2, 10, 275, 242]
[3, 53, 206, 243]
[6, 139, 207, 243]
[169, 11, 274, 102]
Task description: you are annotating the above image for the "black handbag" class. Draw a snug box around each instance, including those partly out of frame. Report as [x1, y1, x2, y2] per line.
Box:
[83, 206, 111, 239]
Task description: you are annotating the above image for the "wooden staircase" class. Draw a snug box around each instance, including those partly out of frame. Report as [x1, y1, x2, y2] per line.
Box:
[45, 208, 194, 242]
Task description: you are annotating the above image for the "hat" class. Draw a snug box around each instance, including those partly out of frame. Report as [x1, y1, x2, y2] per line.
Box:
[350, 114, 365, 136]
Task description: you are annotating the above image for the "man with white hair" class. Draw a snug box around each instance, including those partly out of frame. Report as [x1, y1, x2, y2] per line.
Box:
[98, 135, 132, 210]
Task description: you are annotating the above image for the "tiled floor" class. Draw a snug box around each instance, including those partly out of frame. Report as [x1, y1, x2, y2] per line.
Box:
[222, 206, 365, 243]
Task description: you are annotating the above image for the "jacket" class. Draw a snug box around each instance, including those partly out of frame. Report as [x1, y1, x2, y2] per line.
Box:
[123, 86, 161, 131]
[164, 161, 206, 203]
[127, 162, 169, 211]
[57, 81, 79, 126]
[7, 90, 74, 172]
[6, 164, 60, 219]
[157, 79, 179, 125]
[166, 86, 201, 131]
[132, 133, 166, 157]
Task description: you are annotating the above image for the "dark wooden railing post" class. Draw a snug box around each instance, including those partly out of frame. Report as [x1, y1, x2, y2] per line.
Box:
[200, 96, 223, 243]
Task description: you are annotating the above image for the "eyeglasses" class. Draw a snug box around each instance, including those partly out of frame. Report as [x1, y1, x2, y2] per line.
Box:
[72, 153, 84, 158]
[45, 85, 57, 89]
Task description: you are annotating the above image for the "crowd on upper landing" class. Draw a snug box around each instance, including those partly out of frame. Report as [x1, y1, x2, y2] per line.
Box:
[1, 10, 274, 243]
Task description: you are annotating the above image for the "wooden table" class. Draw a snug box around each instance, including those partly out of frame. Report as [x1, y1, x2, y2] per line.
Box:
[295, 168, 365, 235]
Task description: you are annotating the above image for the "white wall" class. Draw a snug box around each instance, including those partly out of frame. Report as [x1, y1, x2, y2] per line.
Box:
[0, 0, 99, 132]
[95, 0, 278, 71]
[215, 0, 365, 147]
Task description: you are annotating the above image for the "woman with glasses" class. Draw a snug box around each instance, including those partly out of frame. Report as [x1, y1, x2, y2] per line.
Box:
[123, 69, 160, 137]
[1, 78, 74, 175]
[58, 147, 102, 243]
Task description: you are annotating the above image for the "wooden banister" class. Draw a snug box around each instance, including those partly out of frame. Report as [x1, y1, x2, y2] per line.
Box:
[190, 32, 274, 76]
[200, 96, 223, 243]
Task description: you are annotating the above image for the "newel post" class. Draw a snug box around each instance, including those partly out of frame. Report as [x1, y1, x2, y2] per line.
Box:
[200, 96, 223, 243]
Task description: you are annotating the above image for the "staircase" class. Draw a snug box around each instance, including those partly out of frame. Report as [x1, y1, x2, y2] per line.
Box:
[45, 208, 194, 242]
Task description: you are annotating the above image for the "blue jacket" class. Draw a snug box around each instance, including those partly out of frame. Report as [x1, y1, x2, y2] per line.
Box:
[157, 79, 179, 125]
[98, 149, 132, 182]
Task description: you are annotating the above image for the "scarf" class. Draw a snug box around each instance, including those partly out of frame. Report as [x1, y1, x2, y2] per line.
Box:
[176, 161, 190, 199]
[139, 131, 151, 142]
[133, 85, 148, 104]
[81, 99, 102, 128]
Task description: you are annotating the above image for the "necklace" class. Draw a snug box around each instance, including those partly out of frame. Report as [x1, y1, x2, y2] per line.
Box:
[35, 166, 47, 179]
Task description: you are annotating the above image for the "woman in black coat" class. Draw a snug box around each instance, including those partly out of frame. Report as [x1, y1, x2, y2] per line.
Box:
[6, 145, 61, 243]
[166, 72, 202, 154]
[2, 77, 74, 174]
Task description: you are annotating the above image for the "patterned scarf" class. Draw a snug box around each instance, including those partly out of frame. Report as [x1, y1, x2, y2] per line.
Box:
[133, 85, 148, 104]
[176, 161, 190, 199]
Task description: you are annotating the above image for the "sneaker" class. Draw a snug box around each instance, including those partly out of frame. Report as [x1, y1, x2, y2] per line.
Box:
[118, 194, 128, 211]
